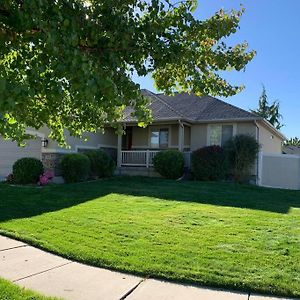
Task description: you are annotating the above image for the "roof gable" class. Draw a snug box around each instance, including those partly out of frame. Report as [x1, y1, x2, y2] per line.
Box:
[156, 92, 257, 121]
[123, 89, 258, 123]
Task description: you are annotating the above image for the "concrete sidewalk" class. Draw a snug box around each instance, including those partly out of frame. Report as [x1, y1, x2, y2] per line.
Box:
[0, 236, 295, 300]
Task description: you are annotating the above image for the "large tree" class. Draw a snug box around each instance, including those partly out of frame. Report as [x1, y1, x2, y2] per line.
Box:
[251, 86, 283, 130]
[0, 0, 255, 144]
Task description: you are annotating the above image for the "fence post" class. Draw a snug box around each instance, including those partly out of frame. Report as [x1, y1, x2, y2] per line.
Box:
[146, 150, 149, 168]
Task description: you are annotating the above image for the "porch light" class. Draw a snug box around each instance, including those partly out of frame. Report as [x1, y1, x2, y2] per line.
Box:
[41, 138, 49, 148]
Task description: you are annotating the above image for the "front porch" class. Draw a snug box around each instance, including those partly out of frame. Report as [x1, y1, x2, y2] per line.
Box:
[120, 149, 191, 168]
[116, 122, 192, 170]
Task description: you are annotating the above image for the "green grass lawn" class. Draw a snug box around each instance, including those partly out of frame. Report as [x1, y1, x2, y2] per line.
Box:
[0, 277, 58, 300]
[0, 177, 299, 297]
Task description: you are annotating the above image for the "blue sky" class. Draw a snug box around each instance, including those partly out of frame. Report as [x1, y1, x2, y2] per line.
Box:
[133, 0, 300, 139]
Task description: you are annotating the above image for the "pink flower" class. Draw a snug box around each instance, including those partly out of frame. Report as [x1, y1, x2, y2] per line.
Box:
[38, 170, 54, 186]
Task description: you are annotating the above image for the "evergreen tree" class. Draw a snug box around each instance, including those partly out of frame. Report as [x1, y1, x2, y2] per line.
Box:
[251, 86, 283, 130]
[285, 137, 300, 146]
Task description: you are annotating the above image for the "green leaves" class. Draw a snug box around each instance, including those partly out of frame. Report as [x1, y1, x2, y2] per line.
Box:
[0, 0, 255, 144]
[0, 79, 6, 92]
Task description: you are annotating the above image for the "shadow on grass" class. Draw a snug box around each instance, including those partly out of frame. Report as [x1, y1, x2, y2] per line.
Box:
[0, 176, 299, 223]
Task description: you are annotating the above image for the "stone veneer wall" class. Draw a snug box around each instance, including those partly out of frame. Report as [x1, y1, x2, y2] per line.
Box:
[42, 153, 65, 176]
[42, 147, 117, 176]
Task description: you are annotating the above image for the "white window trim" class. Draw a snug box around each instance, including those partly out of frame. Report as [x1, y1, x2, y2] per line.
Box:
[207, 123, 237, 146]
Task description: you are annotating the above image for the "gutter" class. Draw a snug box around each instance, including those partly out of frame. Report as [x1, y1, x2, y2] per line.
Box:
[122, 117, 261, 126]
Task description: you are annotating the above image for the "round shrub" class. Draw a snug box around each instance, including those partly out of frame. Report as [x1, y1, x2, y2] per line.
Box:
[60, 153, 91, 183]
[84, 149, 115, 178]
[153, 150, 184, 179]
[191, 146, 228, 181]
[224, 134, 260, 183]
[13, 157, 44, 184]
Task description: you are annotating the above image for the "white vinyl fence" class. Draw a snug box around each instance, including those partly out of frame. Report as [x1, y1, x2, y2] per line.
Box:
[258, 152, 300, 190]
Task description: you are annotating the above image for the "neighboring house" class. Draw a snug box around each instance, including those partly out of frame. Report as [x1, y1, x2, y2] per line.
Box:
[283, 145, 300, 155]
[0, 89, 285, 179]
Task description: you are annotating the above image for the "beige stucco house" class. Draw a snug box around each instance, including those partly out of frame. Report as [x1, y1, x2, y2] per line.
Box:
[0, 89, 285, 179]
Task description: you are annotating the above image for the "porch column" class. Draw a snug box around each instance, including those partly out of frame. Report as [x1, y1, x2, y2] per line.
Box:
[178, 122, 184, 152]
[117, 133, 122, 168]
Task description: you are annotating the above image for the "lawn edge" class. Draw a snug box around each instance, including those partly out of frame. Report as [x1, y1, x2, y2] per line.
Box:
[0, 230, 299, 299]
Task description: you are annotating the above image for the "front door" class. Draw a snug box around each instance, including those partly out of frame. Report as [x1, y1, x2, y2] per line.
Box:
[122, 127, 133, 150]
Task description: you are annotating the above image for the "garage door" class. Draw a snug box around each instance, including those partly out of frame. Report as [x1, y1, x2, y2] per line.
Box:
[0, 138, 42, 178]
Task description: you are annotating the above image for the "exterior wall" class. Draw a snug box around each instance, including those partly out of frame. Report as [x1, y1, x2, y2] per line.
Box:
[37, 126, 118, 176]
[130, 124, 191, 150]
[258, 123, 282, 154]
[190, 121, 282, 154]
[132, 127, 148, 148]
[184, 126, 191, 148]
[259, 153, 300, 190]
[190, 124, 208, 151]
[236, 122, 256, 137]
[171, 124, 179, 147]
[131, 124, 181, 149]
[0, 137, 42, 178]
[39, 126, 117, 152]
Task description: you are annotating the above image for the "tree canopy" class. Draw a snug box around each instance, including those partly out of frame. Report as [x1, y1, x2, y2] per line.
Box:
[0, 0, 255, 144]
[251, 85, 283, 130]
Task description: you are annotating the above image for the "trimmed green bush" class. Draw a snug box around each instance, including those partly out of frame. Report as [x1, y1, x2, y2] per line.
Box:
[60, 153, 91, 183]
[84, 149, 115, 178]
[224, 134, 260, 183]
[153, 150, 184, 179]
[12, 157, 44, 184]
[191, 146, 228, 181]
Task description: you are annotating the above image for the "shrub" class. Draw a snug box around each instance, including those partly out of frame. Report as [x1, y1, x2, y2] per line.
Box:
[153, 150, 184, 179]
[60, 153, 91, 183]
[84, 149, 115, 178]
[191, 146, 228, 181]
[224, 134, 260, 183]
[12, 157, 44, 184]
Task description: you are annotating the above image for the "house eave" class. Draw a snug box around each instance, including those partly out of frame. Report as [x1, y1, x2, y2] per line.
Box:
[120, 116, 262, 126]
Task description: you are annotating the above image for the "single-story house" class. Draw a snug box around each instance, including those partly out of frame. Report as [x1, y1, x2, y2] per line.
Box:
[283, 145, 300, 155]
[0, 89, 285, 179]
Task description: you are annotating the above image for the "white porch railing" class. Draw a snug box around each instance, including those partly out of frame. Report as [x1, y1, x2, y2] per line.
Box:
[121, 150, 191, 168]
[121, 150, 159, 167]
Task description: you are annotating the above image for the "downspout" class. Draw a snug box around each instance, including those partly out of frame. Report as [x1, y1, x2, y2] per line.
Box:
[254, 120, 260, 185]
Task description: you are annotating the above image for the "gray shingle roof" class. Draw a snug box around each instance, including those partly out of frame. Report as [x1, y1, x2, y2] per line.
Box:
[123, 89, 259, 123]
[283, 145, 300, 155]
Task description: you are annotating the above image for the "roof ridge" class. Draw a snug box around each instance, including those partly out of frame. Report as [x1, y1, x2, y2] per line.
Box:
[147, 91, 186, 119]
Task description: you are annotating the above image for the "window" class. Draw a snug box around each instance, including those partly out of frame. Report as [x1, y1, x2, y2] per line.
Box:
[150, 128, 169, 148]
[209, 124, 233, 146]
